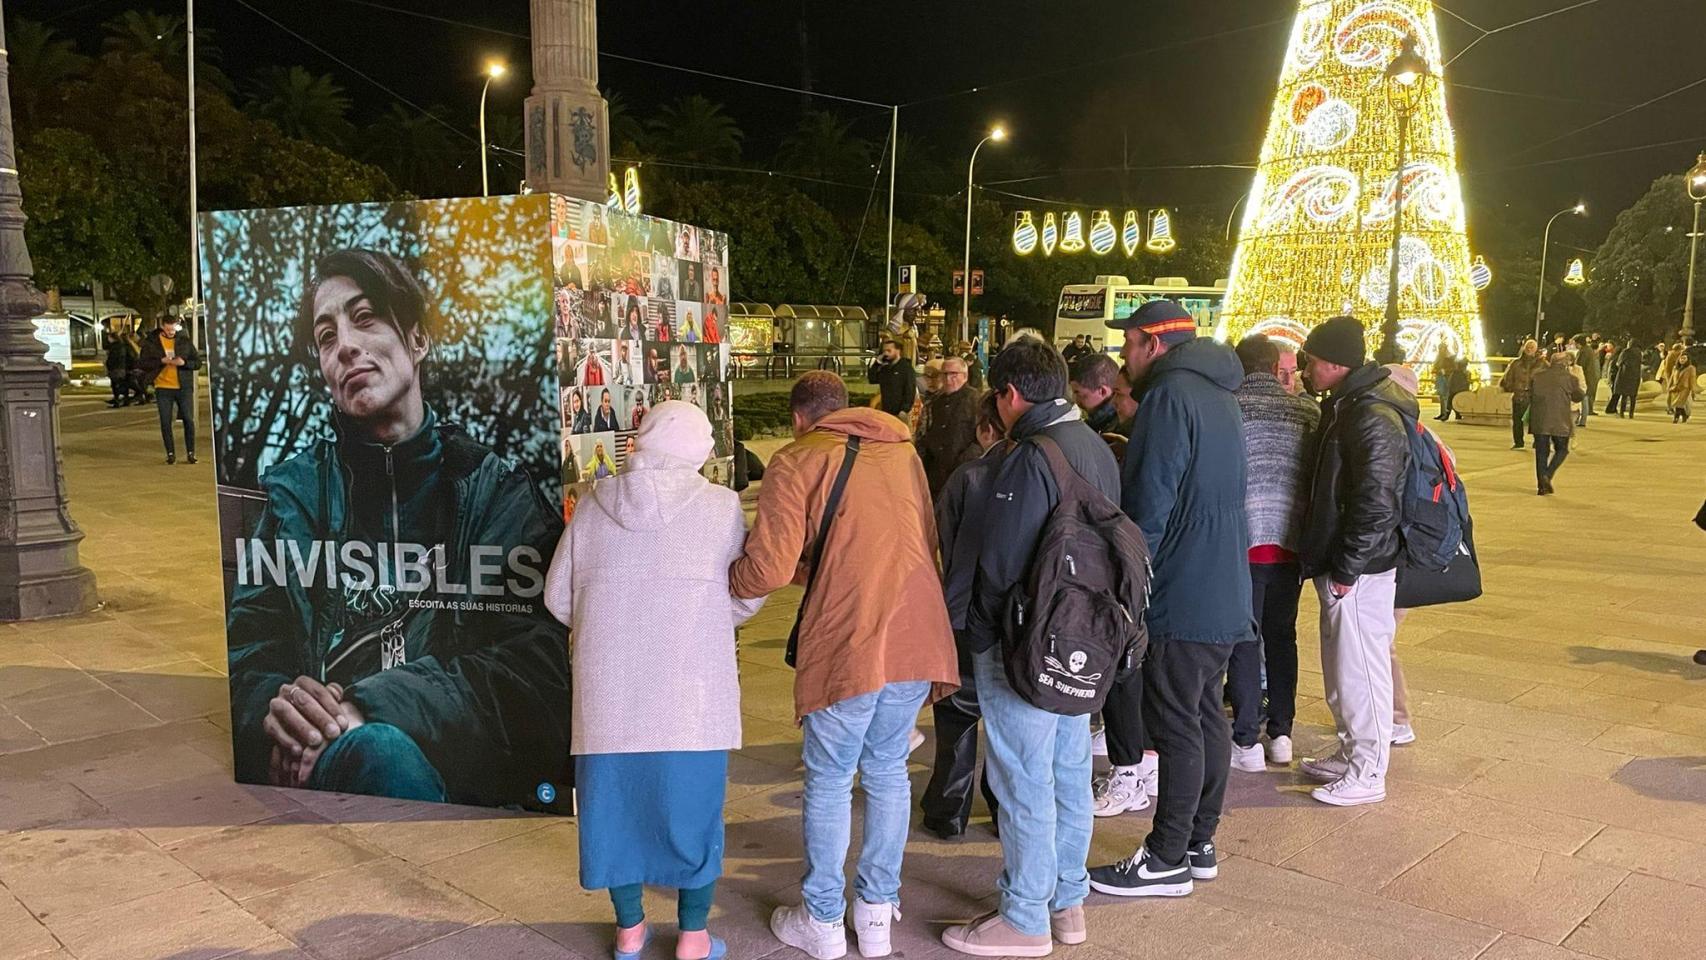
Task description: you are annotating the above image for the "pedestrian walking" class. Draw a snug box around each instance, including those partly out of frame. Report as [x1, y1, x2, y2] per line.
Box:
[917, 357, 981, 498]
[544, 401, 762, 960]
[103, 320, 133, 408]
[939, 336, 1122, 956]
[1575, 335, 1601, 426]
[1227, 335, 1319, 772]
[1499, 339, 1545, 450]
[867, 339, 917, 419]
[731, 372, 957, 960]
[1088, 301, 1253, 898]
[1294, 316, 1410, 807]
[920, 390, 1009, 842]
[1611, 339, 1642, 418]
[1430, 346, 1457, 422]
[135, 315, 200, 464]
[1667, 352, 1696, 423]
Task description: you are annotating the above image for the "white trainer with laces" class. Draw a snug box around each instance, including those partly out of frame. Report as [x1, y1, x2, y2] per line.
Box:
[772, 903, 848, 960]
[1230, 743, 1266, 773]
[1311, 777, 1386, 807]
[1137, 753, 1160, 798]
[1299, 754, 1349, 783]
[1092, 765, 1149, 817]
[850, 900, 898, 958]
[1391, 724, 1417, 745]
[1265, 735, 1293, 765]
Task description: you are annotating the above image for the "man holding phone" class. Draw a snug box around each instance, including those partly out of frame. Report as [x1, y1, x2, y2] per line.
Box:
[137, 315, 201, 464]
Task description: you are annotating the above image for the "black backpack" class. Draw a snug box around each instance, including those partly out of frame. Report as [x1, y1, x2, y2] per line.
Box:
[1004, 435, 1152, 716]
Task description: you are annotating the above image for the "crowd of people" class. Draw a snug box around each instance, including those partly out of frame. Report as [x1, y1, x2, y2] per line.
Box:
[550, 304, 1432, 960]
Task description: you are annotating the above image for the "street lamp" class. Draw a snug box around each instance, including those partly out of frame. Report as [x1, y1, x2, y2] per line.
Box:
[1533, 202, 1586, 341]
[1376, 35, 1431, 364]
[1681, 152, 1706, 345]
[479, 60, 508, 198]
[962, 124, 1006, 344]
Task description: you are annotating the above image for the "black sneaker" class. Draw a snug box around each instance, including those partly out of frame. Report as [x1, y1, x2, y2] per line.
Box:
[166, 453, 175, 465]
[1187, 841, 1218, 880]
[1089, 847, 1193, 898]
[187, 454, 198, 465]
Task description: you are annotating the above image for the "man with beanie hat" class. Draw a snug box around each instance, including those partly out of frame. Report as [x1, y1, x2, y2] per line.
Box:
[1088, 300, 1254, 899]
[1295, 316, 1414, 807]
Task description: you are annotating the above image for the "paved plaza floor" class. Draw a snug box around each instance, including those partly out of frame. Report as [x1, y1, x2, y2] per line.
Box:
[3, 392, 1706, 960]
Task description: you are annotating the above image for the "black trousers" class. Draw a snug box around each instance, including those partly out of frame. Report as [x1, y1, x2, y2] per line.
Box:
[1101, 665, 1148, 767]
[1535, 434, 1570, 482]
[156, 388, 195, 456]
[920, 647, 999, 832]
[1510, 394, 1530, 446]
[1142, 639, 1234, 866]
[1227, 562, 1303, 746]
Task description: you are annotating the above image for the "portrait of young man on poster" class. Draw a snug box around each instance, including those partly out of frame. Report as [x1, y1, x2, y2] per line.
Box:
[223, 246, 571, 809]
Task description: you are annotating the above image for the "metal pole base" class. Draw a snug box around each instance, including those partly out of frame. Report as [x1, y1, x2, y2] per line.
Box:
[0, 356, 98, 622]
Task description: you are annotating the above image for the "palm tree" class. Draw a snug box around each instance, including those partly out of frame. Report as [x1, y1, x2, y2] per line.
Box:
[246, 66, 354, 147]
[646, 94, 743, 165]
[604, 90, 647, 156]
[102, 11, 185, 62]
[482, 113, 525, 192]
[7, 19, 89, 129]
[361, 103, 461, 197]
[777, 110, 873, 182]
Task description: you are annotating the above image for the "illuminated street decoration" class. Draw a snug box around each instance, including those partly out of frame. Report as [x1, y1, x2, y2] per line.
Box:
[1089, 210, 1117, 255]
[1220, 0, 1487, 371]
[623, 167, 642, 214]
[1041, 212, 1059, 256]
[1013, 211, 1038, 255]
[1147, 209, 1177, 252]
[1122, 210, 1141, 256]
[1060, 211, 1087, 252]
[1564, 258, 1586, 286]
[606, 172, 622, 209]
[1469, 255, 1492, 290]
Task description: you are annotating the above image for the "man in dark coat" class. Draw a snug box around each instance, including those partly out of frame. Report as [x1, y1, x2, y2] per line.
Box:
[135, 315, 201, 464]
[1575, 334, 1601, 426]
[1088, 300, 1252, 900]
[1611, 339, 1643, 418]
[916, 355, 982, 498]
[1295, 316, 1411, 808]
[1499, 339, 1545, 450]
[867, 338, 917, 418]
[1530, 347, 1586, 495]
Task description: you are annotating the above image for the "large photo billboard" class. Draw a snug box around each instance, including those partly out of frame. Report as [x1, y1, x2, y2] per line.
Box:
[203, 196, 573, 812]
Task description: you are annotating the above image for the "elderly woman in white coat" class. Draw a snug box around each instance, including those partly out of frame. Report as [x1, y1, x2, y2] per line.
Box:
[546, 400, 761, 960]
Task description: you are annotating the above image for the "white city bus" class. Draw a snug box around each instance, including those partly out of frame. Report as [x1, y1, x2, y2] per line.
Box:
[1054, 276, 1227, 355]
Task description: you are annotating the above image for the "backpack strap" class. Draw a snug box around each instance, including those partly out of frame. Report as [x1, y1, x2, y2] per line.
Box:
[1031, 433, 1084, 507]
[785, 435, 861, 668]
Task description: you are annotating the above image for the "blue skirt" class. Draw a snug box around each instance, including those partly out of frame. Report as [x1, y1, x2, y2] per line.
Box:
[575, 750, 728, 891]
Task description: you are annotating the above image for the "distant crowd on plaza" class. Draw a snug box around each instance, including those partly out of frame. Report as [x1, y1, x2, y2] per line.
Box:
[547, 302, 1478, 960]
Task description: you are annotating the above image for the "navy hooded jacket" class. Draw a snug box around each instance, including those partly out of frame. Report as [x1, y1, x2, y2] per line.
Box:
[1121, 338, 1255, 646]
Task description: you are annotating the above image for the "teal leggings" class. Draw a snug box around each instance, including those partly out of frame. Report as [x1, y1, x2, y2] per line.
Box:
[610, 882, 716, 932]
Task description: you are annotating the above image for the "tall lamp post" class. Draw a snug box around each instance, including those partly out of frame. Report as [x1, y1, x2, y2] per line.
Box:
[1533, 203, 1586, 342]
[962, 124, 1006, 345]
[1681, 152, 1706, 345]
[479, 60, 508, 198]
[0, 10, 97, 619]
[1376, 35, 1430, 365]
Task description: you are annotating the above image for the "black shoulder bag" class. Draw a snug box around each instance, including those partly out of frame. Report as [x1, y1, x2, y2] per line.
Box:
[785, 436, 861, 668]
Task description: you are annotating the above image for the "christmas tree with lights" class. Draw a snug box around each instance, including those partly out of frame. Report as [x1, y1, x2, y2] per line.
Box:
[1217, 0, 1486, 370]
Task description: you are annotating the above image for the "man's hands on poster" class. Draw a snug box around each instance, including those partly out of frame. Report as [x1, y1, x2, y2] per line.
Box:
[265, 676, 366, 788]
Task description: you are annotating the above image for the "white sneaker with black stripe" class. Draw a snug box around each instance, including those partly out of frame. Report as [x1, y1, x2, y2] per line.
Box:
[1088, 847, 1194, 898]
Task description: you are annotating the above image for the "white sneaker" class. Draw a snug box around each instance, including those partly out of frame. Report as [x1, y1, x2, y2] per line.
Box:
[1230, 743, 1266, 773]
[1137, 753, 1160, 798]
[908, 728, 926, 754]
[1265, 735, 1293, 765]
[1391, 724, 1417, 745]
[1299, 754, 1349, 783]
[1090, 726, 1108, 757]
[1311, 777, 1386, 807]
[850, 900, 898, 958]
[1092, 765, 1150, 817]
[772, 903, 848, 960]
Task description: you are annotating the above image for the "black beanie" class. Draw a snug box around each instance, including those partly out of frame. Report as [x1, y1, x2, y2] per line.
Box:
[1303, 316, 1367, 370]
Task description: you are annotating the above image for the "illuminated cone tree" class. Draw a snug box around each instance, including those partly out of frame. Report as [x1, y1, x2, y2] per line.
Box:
[1218, 0, 1486, 370]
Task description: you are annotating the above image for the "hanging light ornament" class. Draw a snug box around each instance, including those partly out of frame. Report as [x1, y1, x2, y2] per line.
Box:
[623, 167, 642, 215]
[1564, 258, 1586, 286]
[1088, 210, 1117, 255]
[1146, 208, 1177, 252]
[1121, 210, 1141, 256]
[1468, 255, 1492, 291]
[1041, 212, 1059, 256]
[1012, 211, 1038, 255]
[606, 173, 622, 209]
[1060, 211, 1087, 252]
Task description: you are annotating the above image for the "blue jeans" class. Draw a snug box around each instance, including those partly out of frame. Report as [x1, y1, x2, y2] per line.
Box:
[306, 722, 447, 802]
[800, 680, 930, 922]
[972, 647, 1092, 937]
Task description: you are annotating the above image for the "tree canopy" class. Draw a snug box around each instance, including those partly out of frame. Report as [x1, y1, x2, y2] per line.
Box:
[1585, 173, 1698, 341]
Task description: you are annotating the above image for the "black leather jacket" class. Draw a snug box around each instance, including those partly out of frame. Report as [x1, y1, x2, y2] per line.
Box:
[1299, 364, 1414, 586]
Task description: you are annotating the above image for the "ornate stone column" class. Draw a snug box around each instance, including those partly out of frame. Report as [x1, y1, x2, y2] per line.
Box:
[0, 11, 97, 620]
[525, 0, 610, 202]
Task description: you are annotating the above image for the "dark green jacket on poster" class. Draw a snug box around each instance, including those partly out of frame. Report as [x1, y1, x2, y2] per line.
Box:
[1121, 338, 1254, 646]
[227, 409, 570, 807]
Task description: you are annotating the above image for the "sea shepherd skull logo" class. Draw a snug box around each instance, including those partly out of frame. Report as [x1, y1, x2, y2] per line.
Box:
[1045, 648, 1102, 686]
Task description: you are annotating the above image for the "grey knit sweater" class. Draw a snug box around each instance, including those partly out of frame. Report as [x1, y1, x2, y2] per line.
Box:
[1235, 373, 1320, 554]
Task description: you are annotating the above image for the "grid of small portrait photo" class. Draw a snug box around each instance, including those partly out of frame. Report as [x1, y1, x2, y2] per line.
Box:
[551, 198, 734, 490]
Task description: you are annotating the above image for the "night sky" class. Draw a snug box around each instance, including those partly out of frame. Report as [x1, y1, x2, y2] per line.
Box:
[16, 0, 1706, 251]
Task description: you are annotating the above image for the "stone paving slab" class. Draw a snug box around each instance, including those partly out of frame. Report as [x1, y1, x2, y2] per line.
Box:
[1, 395, 1704, 958]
